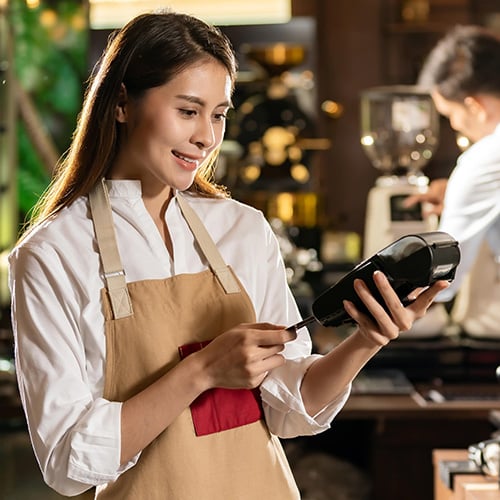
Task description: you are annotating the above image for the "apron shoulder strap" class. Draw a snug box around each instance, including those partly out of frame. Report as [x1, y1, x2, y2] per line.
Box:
[176, 193, 240, 294]
[88, 178, 133, 319]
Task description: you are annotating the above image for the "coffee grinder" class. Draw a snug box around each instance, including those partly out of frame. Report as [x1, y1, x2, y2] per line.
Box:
[361, 85, 440, 258]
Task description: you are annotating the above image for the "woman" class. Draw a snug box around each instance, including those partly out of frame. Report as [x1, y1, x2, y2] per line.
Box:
[9, 10, 448, 499]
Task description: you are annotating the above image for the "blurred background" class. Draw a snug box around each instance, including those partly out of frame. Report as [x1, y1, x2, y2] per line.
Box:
[2, 1, 500, 499]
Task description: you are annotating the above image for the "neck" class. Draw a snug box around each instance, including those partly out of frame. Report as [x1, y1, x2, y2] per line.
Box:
[143, 190, 174, 255]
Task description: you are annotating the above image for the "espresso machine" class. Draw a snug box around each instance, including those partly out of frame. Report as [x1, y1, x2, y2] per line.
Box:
[361, 85, 440, 258]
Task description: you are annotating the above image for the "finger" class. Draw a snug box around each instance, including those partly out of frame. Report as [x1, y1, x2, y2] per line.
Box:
[254, 328, 297, 347]
[343, 298, 397, 346]
[402, 194, 421, 207]
[242, 354, 287, 388]
[408, 280, 449, 314]
[406, 286, 427, 301]
[255, 352, 287, 373]
[242, 322, 287, 331]
[370, 271, 404, 311]
[343, 298, 375, 328]
[353, 275, 401, 330]
[370, 272, 414, 331]
[259, 344, 288, 360]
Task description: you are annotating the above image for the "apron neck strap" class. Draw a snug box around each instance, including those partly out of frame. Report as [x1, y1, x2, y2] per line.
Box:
[176, 193, 240, 294]
[89, 178, 133, 319]
[89, 180, 241, 320]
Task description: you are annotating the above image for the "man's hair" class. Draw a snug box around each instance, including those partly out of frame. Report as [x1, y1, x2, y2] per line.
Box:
[418, 24, 500, 101]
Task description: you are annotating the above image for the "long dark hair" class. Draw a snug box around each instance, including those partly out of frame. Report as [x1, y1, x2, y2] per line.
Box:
[24, 10, 237, 235]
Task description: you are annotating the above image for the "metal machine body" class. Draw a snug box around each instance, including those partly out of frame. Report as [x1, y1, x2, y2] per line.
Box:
[360, 85, 440, 258]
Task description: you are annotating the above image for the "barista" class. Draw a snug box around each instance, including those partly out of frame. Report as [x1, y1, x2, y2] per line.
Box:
[406, 24, 500, 337]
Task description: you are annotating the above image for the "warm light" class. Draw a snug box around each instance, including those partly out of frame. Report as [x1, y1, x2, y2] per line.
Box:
[288, 146, 302, 162]
[240, 102, 255, 115]
[39, 9, 57, 28]
[360, 135, 374, 146]
[268, 43, 287, 66]
[269, 192, 319, 227]
[275, 193, 294, 223]
[241, 165, 261, 183]
[456, 134, 471, 151]
[26, 0, 40, 8]
[89, 0, 291, 29]
[290, 164, 309, 183]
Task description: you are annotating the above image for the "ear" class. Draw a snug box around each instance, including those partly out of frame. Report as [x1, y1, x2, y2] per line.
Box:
[115, 83, 129, 123]
[464, 95, 488, 122]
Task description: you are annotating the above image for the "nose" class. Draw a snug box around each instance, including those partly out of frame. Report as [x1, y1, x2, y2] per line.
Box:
[192, 118, 216, 150]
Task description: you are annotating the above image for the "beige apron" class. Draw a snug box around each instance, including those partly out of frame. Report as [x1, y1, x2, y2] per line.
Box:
[88, 179, 300, 499]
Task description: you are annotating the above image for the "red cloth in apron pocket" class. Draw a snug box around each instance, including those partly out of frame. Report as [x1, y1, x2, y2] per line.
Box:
[178, 340, 264, 436]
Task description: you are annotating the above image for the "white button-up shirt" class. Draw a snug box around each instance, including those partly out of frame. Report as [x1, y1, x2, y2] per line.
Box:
[9, 180, 349, 496]
[437, 123, 500, 302]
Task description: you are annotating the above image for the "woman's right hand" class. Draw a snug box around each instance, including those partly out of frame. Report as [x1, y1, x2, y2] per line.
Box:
[121, 322, 295, 463]
[194, 323, 297, 391]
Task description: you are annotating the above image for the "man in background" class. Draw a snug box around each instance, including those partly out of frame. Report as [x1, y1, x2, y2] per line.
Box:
[406, 24, 500, 337]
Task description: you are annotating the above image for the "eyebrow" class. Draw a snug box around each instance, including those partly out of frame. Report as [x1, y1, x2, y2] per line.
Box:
[175, 94, 233, 108]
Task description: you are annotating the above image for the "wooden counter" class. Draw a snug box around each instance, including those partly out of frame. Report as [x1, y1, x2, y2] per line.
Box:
[434, 449, 500, 500]
[307, 328, 500, 498]
[342, 384, 500, 418]
[308, 385, 500, 500]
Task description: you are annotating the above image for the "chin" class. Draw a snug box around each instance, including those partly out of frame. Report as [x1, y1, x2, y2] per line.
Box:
[173, 177, 196, 193]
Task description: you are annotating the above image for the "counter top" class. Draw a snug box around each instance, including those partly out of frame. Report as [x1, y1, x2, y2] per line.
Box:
[434, 449, 500, 500]
[342, 382, 500, 419]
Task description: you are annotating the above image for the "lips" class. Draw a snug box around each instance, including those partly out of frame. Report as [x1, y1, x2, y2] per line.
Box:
[172, 150, 201, 171]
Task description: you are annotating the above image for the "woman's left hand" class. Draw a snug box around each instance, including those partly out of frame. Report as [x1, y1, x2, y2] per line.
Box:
[343, 270, 450, 347]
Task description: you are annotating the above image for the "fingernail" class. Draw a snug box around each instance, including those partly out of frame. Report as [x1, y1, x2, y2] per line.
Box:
[353, 279, 364, 290]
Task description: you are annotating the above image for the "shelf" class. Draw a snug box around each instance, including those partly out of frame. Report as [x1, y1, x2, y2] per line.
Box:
[385, 22, 453, 34]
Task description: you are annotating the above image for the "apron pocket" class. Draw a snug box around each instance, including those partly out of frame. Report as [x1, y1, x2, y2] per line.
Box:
[179, 340, 263, 436]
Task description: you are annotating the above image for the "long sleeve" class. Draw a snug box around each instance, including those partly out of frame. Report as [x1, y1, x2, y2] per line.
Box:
[10, 243, 138, 496]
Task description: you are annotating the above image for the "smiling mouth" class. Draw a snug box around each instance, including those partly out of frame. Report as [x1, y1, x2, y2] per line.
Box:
[172, 151, 199, 165]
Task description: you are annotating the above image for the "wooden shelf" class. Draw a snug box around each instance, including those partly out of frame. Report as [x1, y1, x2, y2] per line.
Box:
[385, 21, 453, 34]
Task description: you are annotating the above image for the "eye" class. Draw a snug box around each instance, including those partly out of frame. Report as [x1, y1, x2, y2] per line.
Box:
[179, 108, 197, 117]
[213, 112, 227, 122]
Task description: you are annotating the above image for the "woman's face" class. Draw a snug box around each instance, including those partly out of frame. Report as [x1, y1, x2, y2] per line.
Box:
[110, 58, 232, 195]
